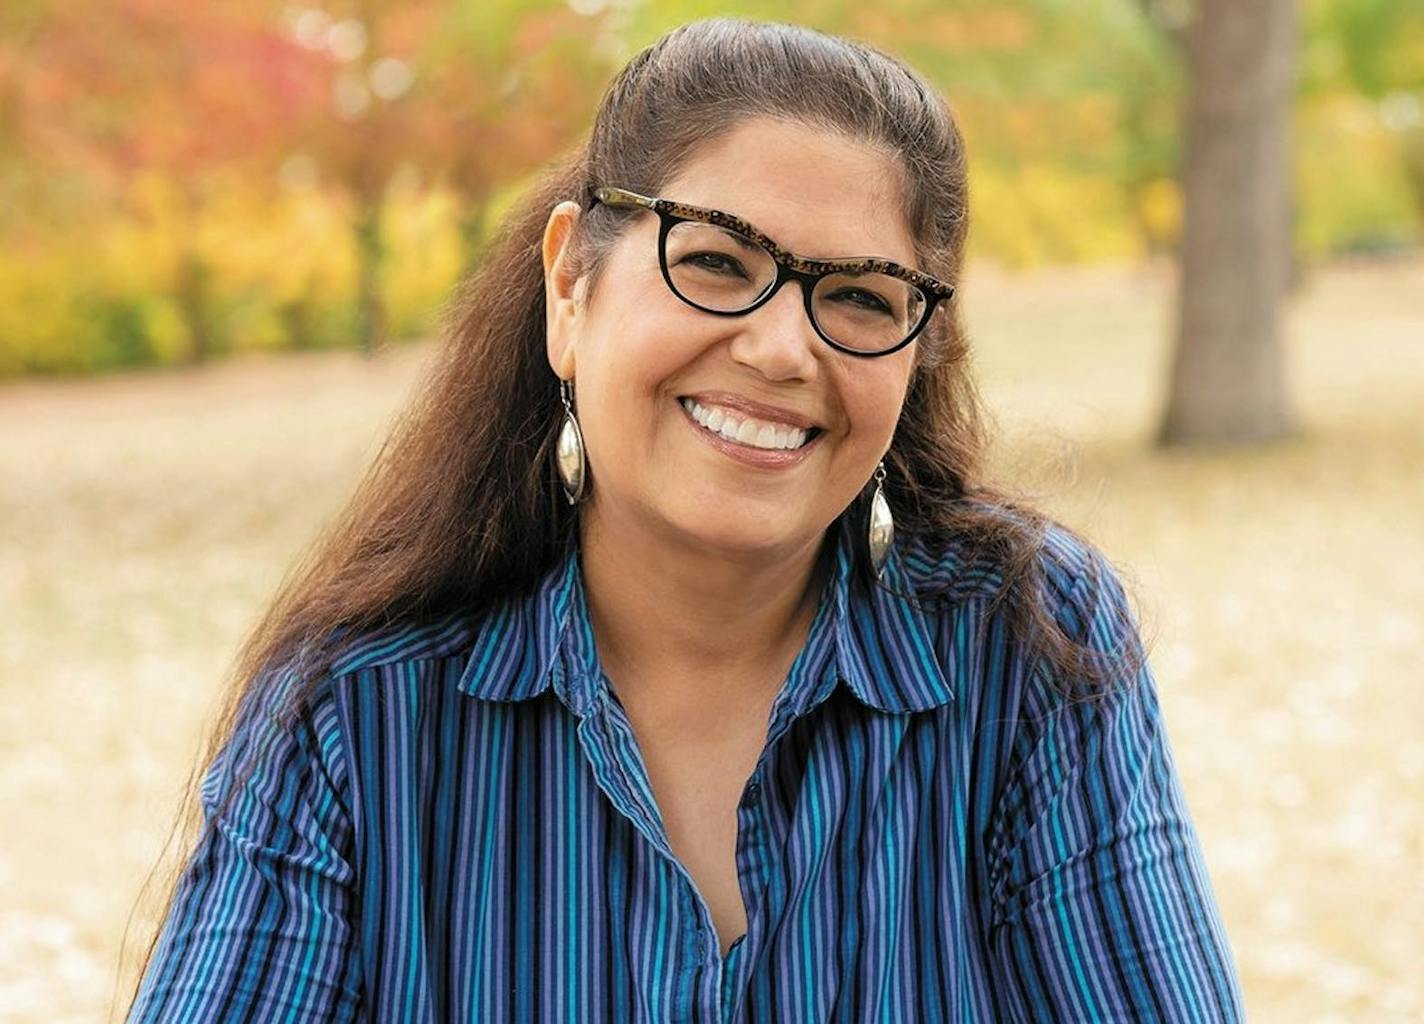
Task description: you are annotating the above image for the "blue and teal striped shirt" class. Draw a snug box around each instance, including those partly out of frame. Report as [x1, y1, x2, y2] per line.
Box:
[129, 524, 1244, 1021]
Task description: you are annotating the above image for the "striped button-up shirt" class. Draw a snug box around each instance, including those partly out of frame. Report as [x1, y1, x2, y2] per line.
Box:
[129, 524, 1245, 1022]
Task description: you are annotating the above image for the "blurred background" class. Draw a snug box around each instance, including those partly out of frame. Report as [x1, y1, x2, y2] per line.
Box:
[0, 0, 1420, 1021]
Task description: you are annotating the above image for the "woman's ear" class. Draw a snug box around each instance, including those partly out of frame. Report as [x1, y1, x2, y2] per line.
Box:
[543, 201, 583, 379]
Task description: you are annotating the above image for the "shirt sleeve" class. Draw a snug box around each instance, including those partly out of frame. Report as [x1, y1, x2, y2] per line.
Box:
[127, 664, 363, 1022]
[984, 554, 1246, 1023]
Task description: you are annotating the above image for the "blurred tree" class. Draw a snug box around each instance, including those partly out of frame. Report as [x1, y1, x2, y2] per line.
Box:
[284, 1, 440, 355]
[286, 0, 607, 351]
[14, 0, 321, 363]
[418, 0, 612, 273]
[1159, 0, 1297, 446]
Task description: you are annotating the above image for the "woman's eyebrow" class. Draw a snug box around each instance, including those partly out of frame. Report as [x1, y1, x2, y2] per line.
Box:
[722, 227, 765, 254]
[700, 207, 771, 249]
[707, 204, 915, 271]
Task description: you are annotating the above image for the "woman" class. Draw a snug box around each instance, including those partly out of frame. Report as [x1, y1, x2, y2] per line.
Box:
[122, 18, 1244, 1023]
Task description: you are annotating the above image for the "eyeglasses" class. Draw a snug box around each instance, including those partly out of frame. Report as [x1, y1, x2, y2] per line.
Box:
[589, 186, 954, 358]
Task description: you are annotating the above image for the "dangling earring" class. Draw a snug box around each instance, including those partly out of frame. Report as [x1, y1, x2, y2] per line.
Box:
[556, 378, 587, 504]
[867, 460, 894, 579]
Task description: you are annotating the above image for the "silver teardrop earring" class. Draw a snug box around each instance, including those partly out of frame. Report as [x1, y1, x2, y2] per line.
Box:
[867, 460, 894, 579]
[555, 378, 587, 505]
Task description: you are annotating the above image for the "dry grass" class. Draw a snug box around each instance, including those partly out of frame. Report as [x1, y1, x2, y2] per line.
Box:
[0, 255, 1419, 1022]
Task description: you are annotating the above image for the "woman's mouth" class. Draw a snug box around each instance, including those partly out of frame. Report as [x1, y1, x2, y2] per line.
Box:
[675, 396, 823, 470]
[677, 396, 821, 451]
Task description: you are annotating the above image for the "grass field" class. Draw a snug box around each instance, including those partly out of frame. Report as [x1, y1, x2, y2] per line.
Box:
[1, 255, 1420, 1022]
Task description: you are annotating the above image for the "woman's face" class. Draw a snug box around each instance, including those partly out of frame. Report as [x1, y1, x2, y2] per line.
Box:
[543, 116, 922, 562]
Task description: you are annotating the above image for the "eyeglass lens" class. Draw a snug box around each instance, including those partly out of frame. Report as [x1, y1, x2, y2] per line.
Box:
[663, 221, 927, 353]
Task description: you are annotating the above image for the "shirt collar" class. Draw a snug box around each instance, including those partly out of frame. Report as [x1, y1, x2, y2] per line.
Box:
[455, 524, 955, 717]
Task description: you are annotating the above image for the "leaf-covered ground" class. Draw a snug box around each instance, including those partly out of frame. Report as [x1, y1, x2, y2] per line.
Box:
[1, 256, 1418, 1022]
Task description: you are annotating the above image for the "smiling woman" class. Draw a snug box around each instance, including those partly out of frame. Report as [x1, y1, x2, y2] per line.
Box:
[120, 18, 1245, 1024]
[544, 117, 925, 579]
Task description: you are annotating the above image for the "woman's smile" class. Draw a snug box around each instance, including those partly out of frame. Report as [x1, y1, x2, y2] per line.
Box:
[675, 395, 824, 469]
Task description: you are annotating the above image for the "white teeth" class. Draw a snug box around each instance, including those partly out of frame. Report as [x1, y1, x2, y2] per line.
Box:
[680, 398, 813, 452]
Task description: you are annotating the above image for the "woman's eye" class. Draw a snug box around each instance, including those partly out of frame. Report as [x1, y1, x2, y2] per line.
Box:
[830, 288, 893, 315]
[683, 251, 747, 277]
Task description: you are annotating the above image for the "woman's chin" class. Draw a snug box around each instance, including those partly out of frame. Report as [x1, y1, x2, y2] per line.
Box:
[664, 510, 816, 563]
[587, 489, 822, 562]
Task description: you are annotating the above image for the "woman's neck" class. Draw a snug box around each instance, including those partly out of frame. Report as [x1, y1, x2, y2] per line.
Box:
[577, 505, 831, 704]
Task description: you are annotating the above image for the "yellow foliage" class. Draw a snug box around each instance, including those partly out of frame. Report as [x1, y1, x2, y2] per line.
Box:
[1296, 96, 1418, 255]
[0, 175, 467, 377]
[1136, 177, 1182, 247]
[383, 181, 464, 340]
[968, 160, 1141, 268]
[921, 10, 1032, 51]
[0, 244, 93, 376]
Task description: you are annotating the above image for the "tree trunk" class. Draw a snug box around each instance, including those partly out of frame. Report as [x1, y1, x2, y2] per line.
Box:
[458, 192, 490, 277]
[175, 248, 213, 365]
[1158, 0, 1296, 447]
[354, 188, 386, 356]
[172, 185, 215, 364]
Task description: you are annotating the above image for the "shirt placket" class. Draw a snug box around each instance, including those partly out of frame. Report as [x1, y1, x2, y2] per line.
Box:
[573, 671, 724, 1020]
[713, 760, 768, 1024]
[714, 653, 842, 1023]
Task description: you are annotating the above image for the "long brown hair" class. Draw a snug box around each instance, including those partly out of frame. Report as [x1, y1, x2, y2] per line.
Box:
[114, 18, 1142, 1017]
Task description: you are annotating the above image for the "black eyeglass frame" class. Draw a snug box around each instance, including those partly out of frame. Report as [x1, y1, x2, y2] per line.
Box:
[590, 186, 955, 358]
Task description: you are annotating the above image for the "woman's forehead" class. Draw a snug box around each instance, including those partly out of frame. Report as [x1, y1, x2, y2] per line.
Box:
[655, 117, 916, 265]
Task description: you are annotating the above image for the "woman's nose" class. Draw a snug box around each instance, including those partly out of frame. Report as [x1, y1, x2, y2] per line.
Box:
[726, 278, 822, 382]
